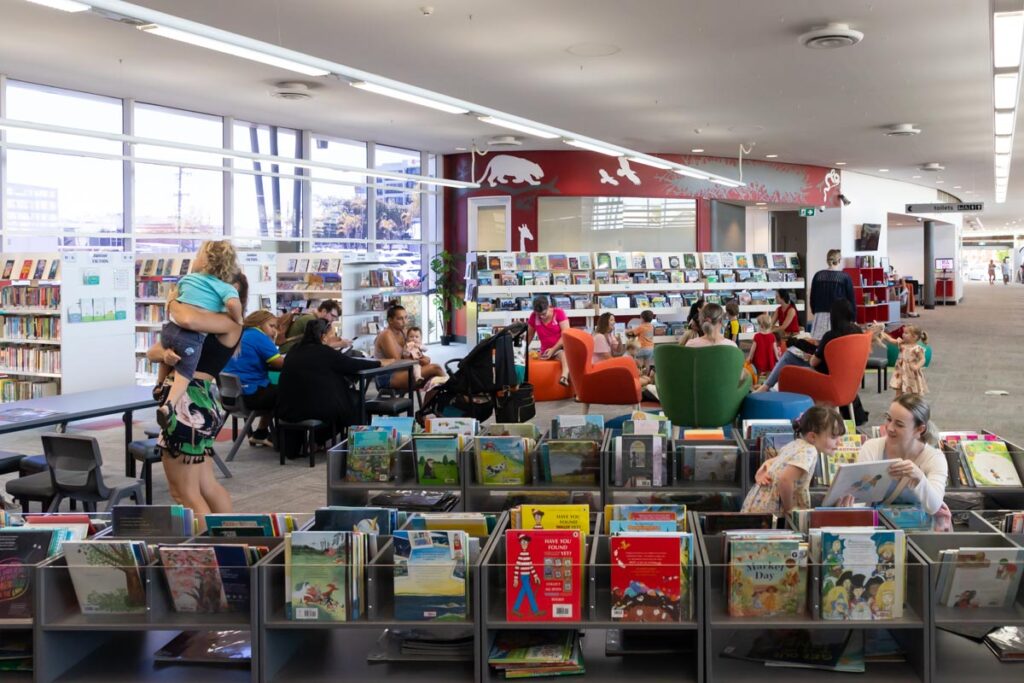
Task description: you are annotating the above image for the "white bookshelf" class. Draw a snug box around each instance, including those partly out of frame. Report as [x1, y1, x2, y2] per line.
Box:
[342, 257, 424, 344]
[0, 252, 62, 401]
[239, 251, 277, 314]
[134, 252, 193, 385]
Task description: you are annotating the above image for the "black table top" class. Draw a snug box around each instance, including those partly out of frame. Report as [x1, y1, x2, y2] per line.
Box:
[354, 359, 416, 377]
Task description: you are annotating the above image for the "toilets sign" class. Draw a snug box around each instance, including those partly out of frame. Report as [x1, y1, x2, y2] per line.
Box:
[905, 202, 984, 213]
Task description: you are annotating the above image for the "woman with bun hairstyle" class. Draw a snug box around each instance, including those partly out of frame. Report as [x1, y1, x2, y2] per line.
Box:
[809, 249, 856, 339]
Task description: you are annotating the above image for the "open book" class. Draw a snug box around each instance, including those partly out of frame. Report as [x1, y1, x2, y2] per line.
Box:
[821, 460, 911, 507]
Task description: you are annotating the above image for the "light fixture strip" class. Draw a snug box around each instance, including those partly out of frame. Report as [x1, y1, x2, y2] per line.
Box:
[23, 0, 90, 11]
[626, 156, 673, 170]
[353, 82, 468, 114]
[0, 117, 478, 189]
[563, 139, 625, 157]
[80, 0, 743, 186]
[477, 116, 559, 139]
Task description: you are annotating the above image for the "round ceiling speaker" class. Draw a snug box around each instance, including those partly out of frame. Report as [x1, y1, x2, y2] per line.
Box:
[487, 135, 523, 146]
[799, 22, 865, 49]
[920, 162, 945, 172]
[885, 123, 921, 136]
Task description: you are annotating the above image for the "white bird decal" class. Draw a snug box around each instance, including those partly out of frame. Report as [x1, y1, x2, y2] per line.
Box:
[616, 157, 641, 185]
[599, 169, 620, 185]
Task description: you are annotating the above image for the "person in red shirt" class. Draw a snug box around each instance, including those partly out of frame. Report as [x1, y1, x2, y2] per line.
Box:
[748, 314, 781, 377]
[526, 296, 570, 386]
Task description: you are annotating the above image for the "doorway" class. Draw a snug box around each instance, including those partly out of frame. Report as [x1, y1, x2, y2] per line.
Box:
[468, 196, 512, 252]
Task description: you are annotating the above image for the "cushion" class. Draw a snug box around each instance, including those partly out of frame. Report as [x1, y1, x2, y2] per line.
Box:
[740, 391, 814, 421]
[530, 358, 572, 402]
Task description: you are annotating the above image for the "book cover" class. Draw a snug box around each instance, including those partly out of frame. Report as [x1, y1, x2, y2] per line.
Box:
[720, 252, 736, 268]
[204, 513, 275, 537]
[514, 504, 591, 534]
[942, 547, 1024, 608]
[314, 506, 393, 535]
[153, 630, 251, 664]
[370, 415, 415, 442]
[680, 253, 695, 269]
[286, 531, 350, 621]
[610, 534, 691, 622]
[210, 544, 253, 612]
[728, 539, 806, 617]
[691, 446, 738, 482]
[178, 258, 191, 275]
[159, 545, 229, 613]
[33, 260, 47, 280]
[296, 258, 310, 272]
[700, 512, 776, 535]
[622, 419, 671, 437]
[821, 460, 907, 507]
[548, 254, 568, 270]
[475, 436, 528, 485]
[17, 261, 33, 280]
[516, 252, 533, 270]
[0, 530, 56, 618]
[505, 529, 583, 621]
[425, 417, 479, 437]
[499, 255, 517, 271]
[48, 259, 60, 279]
[614, 435, 665, 487]
[540, 441, 599, 486]
[487, 630, 576, 666]
[604, 504, 688, 533]
[596, 252, 612, 270]
[414, 436, 461, 485]
[701, 253, 721, 269]
[484, 423, 541, 440]
[961, 440, 1022, 486]
[609, 519, 678, 533]
[821, 449, 859, 486]
[1, 260, 13, 279]
[613, 254, 629, 270]
[112, 505, 189, 537]
[64, 540, 147, 614]
[743, 419, 794, 442]
[770, 253, 787, 268]
[820, 528, 904, 620]
[393, 530, 469, 621]
[751, 253, 769, 269]
[346, 430, 396, 483]
[406, 512, 491, 537]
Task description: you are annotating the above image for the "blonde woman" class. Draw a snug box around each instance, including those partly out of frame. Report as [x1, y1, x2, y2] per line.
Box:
[809, 249, 856, 339]
[684, 303, 736, 348]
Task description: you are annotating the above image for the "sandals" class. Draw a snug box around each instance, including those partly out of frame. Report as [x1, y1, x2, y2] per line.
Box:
[558, 376, 570, 387]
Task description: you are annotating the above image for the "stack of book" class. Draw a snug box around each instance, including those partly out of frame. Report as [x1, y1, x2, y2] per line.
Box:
[1000, 511, 1024, 533]
[985, 627, 1024, 661]
[204, 513, 298, 537]
[487, 630, 584, 679]
[393, 530, 471, 621]
[285, 531, 366, 621]
[158, 543, 268, 613]
[726, 529, 808, 617]
[935, 546, 1024, 608]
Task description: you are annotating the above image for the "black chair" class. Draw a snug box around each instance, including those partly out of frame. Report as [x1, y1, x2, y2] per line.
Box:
[219, 372, 274, 462]
[5, 472, 55, 512]
[0, 450, 27, 476]
[41, 434, 145, 512]
[367, 385, 414, 418]
[277, 419, 324, 468]
[128, 438, 161, 504]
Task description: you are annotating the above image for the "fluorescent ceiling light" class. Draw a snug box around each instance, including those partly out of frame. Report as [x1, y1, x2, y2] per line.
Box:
[765, 154, 779, 159]
[691, 148, 705, 153]
[711, 178, 742, 187]
[994, 11, 1024, 68]
[878, 168, 890, 173]
[23, 0, 90, 10]
[477, 116, 558, 138]
[835, 161, 847, 166]
[674, 168, 711, 180]
[995, 73, 1020, 109]
[996, 135, 1014, 154]
[996, 153, 1011, 171]
[627, 156, 673, 170]
[351, 81, 468, 114]
[995, 110, 1016, 135]
[138, 24, 330, 77]
[564, 139, 623, 157]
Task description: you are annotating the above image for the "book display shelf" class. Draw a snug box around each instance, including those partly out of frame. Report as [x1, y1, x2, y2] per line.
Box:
[274, 253, 344, 317]
[844, 265, 893, 325]
[134, 253, 193, 385]
[908, 532, 1024, 683]
[342, 259, 424, 343]
[465, 251, 805, 345]
[477, 514, 704, 683]
[326, 440, 465, 510]
[239, 252, 277, 316]
[0, 252, 63, 401]
[940, 431, 1024, 508]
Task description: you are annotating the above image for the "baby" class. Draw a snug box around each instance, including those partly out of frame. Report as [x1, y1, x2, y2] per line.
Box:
[404, 326, 426, 361]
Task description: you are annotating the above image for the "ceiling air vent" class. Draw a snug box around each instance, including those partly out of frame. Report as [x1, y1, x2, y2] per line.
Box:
[885, 123, 921, 137]
[799, 23, 864, 49]
[487, 135, 523, 147]
[920, 162, 945, 172]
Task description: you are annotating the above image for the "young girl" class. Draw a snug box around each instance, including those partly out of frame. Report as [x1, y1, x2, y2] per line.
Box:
[877, 325, 928, 397]
[156, 241, 242, 428]
[747, 313, 780, 377]
[679, 298, 705, 344]
[741, 406, 846, 516]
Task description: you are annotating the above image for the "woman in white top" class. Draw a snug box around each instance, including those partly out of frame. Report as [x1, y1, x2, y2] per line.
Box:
[591, 312, 621, 363]
[844, 393, 948, 514]
[684, 302, 737, 348]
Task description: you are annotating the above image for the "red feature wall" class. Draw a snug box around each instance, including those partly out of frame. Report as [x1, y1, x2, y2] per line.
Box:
[443, 150, 840, 335]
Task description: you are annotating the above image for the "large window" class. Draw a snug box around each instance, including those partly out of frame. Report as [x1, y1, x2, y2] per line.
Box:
[537, 197, 697, 252]
[3, 81, 123, 250]
[134, 103, 224, 252]
[233, 122, 301, 239]
[310, 136, 368, 242]
[375, 145, 421, 241]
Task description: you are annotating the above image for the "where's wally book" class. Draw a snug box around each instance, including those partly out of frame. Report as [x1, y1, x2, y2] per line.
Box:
[392, 530, 469, 621]
[610, 533, 693, 622]
[505, 529, 584, 622]
[820, 528, 905, 621]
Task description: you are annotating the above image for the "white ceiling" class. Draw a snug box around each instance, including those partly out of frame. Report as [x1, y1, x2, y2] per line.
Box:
[0, 0, 1017, 223]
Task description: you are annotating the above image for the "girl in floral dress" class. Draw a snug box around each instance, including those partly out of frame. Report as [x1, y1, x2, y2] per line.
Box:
[878, 325, 928, 397]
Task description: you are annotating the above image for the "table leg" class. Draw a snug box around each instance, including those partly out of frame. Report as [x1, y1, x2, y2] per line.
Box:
[359, 377, 368, 425]
[211, 451, 232, 479]
[406, 366, 415, 416]
[124, 410, 135, 477]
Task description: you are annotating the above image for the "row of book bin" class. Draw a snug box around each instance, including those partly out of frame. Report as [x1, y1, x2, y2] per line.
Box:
[3, 500, 1024, 683]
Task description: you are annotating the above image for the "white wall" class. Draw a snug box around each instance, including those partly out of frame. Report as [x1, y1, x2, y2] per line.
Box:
[745, 208, 771, 252]
[805, 208, 843, 313]
[887, 224, 924, 281]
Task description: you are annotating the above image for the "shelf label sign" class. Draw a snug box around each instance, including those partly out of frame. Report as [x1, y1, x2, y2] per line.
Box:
[904, 202, 984, 213]
[798, 208, 816, 217]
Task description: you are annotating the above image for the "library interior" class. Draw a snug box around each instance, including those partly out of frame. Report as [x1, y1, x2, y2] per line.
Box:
[2, 1, 1024, 682]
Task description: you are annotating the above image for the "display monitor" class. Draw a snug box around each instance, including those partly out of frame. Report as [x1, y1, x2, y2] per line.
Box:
[935, 258, 954, 270]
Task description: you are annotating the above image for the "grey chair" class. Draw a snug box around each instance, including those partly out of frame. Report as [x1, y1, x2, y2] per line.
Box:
[5, 472, 55, 512]
[219, 372, 274, 462]
[41, 433, 145, 512]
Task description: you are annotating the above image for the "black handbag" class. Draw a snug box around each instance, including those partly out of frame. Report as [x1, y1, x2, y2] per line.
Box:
[494, 352, 536, 423]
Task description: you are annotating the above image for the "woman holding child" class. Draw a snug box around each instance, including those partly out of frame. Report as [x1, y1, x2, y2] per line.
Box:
[374, 303, 445, 391]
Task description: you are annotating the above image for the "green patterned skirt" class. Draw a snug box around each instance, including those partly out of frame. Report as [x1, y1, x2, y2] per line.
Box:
[157, 378, 225, 464]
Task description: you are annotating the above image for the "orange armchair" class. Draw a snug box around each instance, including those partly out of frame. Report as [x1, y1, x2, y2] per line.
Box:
[561, 329, 642, 413]
[779, 332, 872, 411]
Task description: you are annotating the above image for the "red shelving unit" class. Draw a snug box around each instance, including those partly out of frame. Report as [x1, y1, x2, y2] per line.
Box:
[843, 267, 892, 324]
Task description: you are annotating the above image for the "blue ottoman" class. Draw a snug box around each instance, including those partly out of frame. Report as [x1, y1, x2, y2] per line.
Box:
[740, 391, 814, 421]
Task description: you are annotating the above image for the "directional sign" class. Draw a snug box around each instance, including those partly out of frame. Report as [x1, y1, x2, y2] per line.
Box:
[905, 202, 984, 214]
[798, 208, 816, 217]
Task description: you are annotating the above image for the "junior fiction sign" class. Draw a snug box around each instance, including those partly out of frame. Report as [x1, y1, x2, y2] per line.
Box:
[905, 202, 984, 214]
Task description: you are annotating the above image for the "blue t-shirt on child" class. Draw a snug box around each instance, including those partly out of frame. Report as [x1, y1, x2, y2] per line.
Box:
[222, 327, 281, 394]
[176, 273, 238, 312]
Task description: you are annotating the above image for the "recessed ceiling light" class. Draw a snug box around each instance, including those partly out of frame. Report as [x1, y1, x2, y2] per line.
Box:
[765, 154, 779, 158]
[878, 168, 889, 172]
[953, 185, 962, 189]
[691, 148, 705, 153]
[455, 146, 467, 151]
[799, 22, 865, 49]
[912, 175, 922, 179]
[755, 202, 767, 206]
[565, 42, 621, 57]
[936, 180, 945, 184]
[835, 161, 847, 166]
[966, 190, 975, 194]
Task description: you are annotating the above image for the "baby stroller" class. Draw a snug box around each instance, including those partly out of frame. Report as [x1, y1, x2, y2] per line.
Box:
[416, 322, 535, 425]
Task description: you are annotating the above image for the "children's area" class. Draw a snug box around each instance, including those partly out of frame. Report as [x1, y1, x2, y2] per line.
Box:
[2, 2, 1024, 682]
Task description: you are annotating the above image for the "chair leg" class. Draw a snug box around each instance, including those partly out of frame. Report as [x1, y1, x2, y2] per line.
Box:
[280, 434, 287, 466]
[883, 367, 888, 391]
[225, 413, 258, 463]
[582, 404, 590, 415]
[143, 461, 153, 505]
[877, 368, 882, 393]
[861, 375, 866, 390]
[46, 495, 63, 513]
[308, 430, 316, 468]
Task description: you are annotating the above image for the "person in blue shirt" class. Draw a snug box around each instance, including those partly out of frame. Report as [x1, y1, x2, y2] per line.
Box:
[222, 310, 284, 447]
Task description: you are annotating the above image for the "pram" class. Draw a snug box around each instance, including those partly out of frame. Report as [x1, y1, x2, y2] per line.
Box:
[416, 322, 535, 425]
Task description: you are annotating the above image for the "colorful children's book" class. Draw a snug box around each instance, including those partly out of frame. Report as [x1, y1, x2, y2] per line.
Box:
[17, 261, 33, 280]
[821, 460, 907, 507]
[0, 529, 61, 618]
[392, 530, 469, 621]
[346, 429, 396, 483]
[475, 436, 529, 485]
[370, 416, 416, 442]
[820, 528, 905, 620]
[539, 440, 600, 486]
[158, 545, 229, 613]
[604, 504, 687, 533]
[484, 423, 541, 440]
[727, 538, 807, 617]
[413, 435, 461, 485]
[505, 529, 583, 621]
[701, 253, 722, 269]
[622, 419, 672, 437]
[425, 417, 479, 438]
[679, 445, 738, 482]
[937, 547, 1024, 608]
[405, 512, 493, 537]
[610, 533, 692, 622]
[64, 540, 149, 614]
[313, 506, 395, 535]
[285, 531, 354, 621]
[820, 449, 860, 486]
[512, 504, 591, 535]
[613, 435, 666, 487]
[960, 440, 1022, 486]
[550, 414, 604, 442]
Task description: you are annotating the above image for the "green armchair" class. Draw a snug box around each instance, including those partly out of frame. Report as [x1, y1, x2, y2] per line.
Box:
[653, 344, 752, 428]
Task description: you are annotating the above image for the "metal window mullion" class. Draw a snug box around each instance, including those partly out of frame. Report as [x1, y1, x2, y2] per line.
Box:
[300, 129, 312, 253]
[223, 115, 233, 237]
[367, 140, 376, 255]
[123, 97, 134, 252]
[0, 73, 6, 248]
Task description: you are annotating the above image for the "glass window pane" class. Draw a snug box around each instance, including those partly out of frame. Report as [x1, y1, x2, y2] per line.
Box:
[537, 197, 697, 251]
[233, 122, 301, 239]
[4, 81, 123, 250]
[311, 136, 368, 241]
[375, 145, 421, 241]
[134, 103, 224, 245]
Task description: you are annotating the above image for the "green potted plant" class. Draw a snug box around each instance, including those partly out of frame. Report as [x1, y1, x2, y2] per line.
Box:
[430, 250, 463, 345]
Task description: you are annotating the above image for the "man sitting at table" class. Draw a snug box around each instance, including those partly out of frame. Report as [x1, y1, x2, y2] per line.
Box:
[373, 304, 446, 393]
[276, 319, 380, 451]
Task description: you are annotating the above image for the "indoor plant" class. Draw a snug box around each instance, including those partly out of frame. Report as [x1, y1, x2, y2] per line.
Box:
[430, 250, 463, 345]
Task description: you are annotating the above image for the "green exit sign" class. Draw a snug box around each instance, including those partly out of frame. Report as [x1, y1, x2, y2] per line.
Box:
[799, 207, 816, 217]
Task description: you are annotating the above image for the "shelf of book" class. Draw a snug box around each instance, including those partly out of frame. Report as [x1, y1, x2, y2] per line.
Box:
[844, 266, 894, 325]
[940, 432, 1024, 507]
[0, 253, 63, 400]
[326, 442, 465, 509]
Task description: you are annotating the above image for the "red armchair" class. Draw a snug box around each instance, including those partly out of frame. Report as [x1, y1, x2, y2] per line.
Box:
[561, 329, 642, 413]
[779, 332, 872, 413]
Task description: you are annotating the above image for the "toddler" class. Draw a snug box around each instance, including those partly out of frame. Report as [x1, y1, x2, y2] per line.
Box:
[747, 313, 781, 377]
[404, 326, 426, 361]
[625, 310, 656, 371]
[156, 241, 242, 428]
[877, 324, 928, 397]
[723, 300, 741, 342]
[742, 406, 846, 516]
